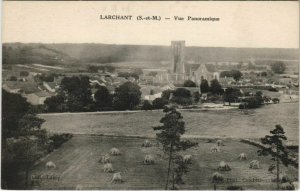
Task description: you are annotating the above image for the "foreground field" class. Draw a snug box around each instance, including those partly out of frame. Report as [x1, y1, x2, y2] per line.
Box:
[40, 103, 299, 144]
[29, 136, 298, 190]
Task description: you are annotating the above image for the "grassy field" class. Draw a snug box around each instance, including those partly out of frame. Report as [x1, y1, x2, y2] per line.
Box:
[29, 135, 298, 190]
[40, 103, 299, 144]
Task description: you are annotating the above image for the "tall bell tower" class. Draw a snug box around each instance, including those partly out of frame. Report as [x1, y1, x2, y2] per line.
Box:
[171, 41, 185, 75]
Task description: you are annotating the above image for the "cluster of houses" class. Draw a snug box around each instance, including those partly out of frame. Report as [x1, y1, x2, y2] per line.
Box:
[2, 41, 299, 106]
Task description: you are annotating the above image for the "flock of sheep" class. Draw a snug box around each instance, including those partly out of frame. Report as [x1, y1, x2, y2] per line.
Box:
[210, 139, 297, 190]
[42, 139, 296, 190]
[209, 139, 260, 171]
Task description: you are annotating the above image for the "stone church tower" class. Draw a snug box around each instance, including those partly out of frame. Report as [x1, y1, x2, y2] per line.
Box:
[171, 41, 185, 75]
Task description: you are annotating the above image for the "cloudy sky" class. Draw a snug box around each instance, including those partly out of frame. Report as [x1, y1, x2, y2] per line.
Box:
[3, 1, 299, 48]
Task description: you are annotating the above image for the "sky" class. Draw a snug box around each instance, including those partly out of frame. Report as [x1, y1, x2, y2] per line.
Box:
[2, 1, 299, 48]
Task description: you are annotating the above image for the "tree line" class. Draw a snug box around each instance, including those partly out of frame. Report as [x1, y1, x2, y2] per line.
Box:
[2, 90, 72, 189]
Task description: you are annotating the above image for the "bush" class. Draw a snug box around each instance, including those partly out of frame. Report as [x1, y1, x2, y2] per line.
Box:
[268, 87, 279, 92]
[48, 133, 73, 151]
[141, 100, 152, 110]
[171, 97, 193, 106]
[9, 76, 17, 81]
[20, 71, 29, 77]
[183, 80, 196, 87]
[152, 98, 168, 109]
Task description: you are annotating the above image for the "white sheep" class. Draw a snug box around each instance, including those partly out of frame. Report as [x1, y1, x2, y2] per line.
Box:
[211, 145, 220, 153]
[217, 161, 231, 171]
[183, 155, 192, 164]
[110, 148, 121, 156]
[238, 153, 247, 160]
[111, 172, 123, 183]
[142, 140, 152, 147]
[103, 163, 114, 173]
[46, 161, 56, 169]
[280, 182, 295, 190]
[143, 155, 155, 165]
[99, 154, 111, 164]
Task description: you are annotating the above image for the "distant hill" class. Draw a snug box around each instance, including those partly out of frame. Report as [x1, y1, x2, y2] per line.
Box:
[3, 43, 299, 66]
[2, 43, 78, 66]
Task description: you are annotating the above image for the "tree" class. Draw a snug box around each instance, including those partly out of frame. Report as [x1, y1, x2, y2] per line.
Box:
[113, 81, 141, 110]
[171, 88, 192, 105]
[152, 98, 168, 109]
[9, 76, 17, 81]
[210, 79, 223, 95]
[223, 88, 241, 105]
[200, 79, 209, 93]
[183, 80, 196, 87]
[20, 71, 29, 77]
[193, 92, 200, 103]
[94, 86, 112, 110]
[133, 68, 143, 76]
[2, 90, 49, 189]
[59, 76, 93, 112]
[44, 95, 65, 112]
[153, 107, 197, 189]
[141, 100, 152, 111]
[271, 61, 286, 74]
[220, 70, 242, 81]
[2, 90, 30, 138]
[162, 90, 173, 100]
[148, 71, 158, 77]
[258, 125, 291, 190]
[231, 70, 243, 81]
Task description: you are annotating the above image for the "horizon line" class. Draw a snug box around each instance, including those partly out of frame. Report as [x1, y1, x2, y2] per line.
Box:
[2, 41, 299, 50]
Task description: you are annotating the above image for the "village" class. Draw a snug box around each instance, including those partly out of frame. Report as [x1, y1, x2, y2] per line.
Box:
[2, 41, 299, 110]
[2, 41, 299, 190]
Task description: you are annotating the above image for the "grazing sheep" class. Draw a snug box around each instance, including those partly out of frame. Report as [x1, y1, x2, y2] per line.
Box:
[46, 161, 56, 169]
[238, 153, 247, 160]
[142, 140, 152, 147]
[110, 148, 121, 156]
[212, 172, 224, 190]
[144, 155, 155, 165]
[111, 172, 123, 183]
[211, 145, 220, 153]
[103, 163, 114, 173]
[216, 140, 223, 146]
[280, 173, 290, 183]
[75, 184, 83, 190]
[99, 154, 111, 164]
[217, 161, 231, 171]
[249, 160, 260, 169]
[280, 182, 295, 190]
[183, 155, 192, 164]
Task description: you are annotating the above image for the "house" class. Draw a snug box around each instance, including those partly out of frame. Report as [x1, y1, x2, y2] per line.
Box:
[2, 82, 21, 93]
[185, 64, 220, 85]
[25, 91, 54, 105]
[43, 82, 58, 93]
[3, 81, 40, 94]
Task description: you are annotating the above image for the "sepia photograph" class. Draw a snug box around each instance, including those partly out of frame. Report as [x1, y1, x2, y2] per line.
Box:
[1, 1, 299, 190]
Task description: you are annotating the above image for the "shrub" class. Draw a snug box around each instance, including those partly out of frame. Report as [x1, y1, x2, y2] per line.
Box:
[48, 133, 73, 151]
[152, 98, 168, 109]
[141, 100, 153, 110]
[268, 87, 278, 92]
[20, 71, 29, 77]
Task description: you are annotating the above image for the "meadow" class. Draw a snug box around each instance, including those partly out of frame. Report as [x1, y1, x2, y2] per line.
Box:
[29, 135, 298, 190]
[40, 103, 299, 144]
